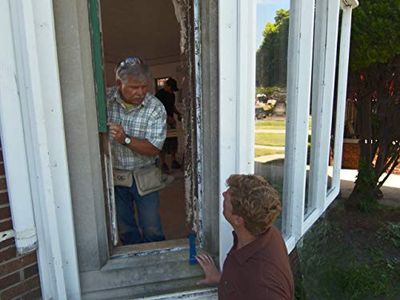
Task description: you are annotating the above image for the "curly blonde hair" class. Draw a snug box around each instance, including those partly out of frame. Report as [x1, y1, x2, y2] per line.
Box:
[226, 174, 282, 236]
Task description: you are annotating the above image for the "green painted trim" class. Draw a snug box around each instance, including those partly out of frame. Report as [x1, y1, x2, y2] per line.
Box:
[88, 0, 107, 132]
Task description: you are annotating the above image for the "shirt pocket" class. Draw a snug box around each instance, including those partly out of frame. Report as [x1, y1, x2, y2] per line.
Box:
[124, 119, 146, 138]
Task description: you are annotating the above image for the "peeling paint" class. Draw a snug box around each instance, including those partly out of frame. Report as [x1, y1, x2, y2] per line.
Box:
[111, 245, 188, 259]
[172, 0, 188, 54]
[103, 135, 118, 246]
[172, 0, 204, 245]
[193, 0, 204, 246]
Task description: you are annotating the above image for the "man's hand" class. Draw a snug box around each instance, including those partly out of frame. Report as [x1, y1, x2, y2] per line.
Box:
[196, 253, 221, 285]
[108, 123, 126, 144]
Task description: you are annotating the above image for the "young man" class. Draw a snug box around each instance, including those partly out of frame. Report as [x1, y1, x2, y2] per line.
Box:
[155, 78, 182, 173]
[196, 174, 294, 300]
[107, 57, 167, 244]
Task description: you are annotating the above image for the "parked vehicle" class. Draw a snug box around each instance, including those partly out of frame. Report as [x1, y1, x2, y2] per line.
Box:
[255, 100, 275, 119]
[255, 107, 268, 119]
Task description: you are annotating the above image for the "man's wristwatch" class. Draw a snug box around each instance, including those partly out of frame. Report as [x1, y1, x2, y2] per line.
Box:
[123, 135, 132, 146]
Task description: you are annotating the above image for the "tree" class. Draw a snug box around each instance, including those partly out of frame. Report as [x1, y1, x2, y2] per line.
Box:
[346, 0, 400, 210]
[256, 9, 289, 89]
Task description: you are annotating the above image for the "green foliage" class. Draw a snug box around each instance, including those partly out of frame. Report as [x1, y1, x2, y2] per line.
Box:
[256, 86, 286, 96]
[350, 0, 400, 70]
[262, 9, 289, 39]
[256, 9, 289, 87]
[347, 0, 400, 205]
[256, 86, 287, 104]
[295, 212, 400, 299]
[349, 160, 380, 211]
[386, 222, 400, 249]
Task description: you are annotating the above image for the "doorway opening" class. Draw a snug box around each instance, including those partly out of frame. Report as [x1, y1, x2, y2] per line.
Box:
[94, 0, 201, 251]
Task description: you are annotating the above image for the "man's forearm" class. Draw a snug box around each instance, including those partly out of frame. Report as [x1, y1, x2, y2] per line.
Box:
[126, 137, 160, 156]
[107, 122, 161, 156]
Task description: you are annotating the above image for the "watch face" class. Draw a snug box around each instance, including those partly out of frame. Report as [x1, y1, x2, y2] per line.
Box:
[124, 136, 131, 145]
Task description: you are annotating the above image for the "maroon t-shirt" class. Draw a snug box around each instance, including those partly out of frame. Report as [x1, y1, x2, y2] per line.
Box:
[218, 226, 294, 300]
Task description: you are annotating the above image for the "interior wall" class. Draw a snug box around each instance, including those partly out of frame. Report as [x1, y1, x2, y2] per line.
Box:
[100, 0, 182, 87]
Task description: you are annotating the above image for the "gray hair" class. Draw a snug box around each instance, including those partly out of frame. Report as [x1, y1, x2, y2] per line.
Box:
[115, 60, 152, 83]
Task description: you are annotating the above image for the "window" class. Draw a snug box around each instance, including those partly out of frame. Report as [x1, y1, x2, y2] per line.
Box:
[254, 0, 290, 233]
[253, 0, 354, 252]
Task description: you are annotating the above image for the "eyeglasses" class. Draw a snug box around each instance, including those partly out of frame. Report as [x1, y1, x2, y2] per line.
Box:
[117, 56, 143, 69]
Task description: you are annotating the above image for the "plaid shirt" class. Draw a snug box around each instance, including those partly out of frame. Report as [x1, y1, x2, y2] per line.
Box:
[107, 87, 166, 170]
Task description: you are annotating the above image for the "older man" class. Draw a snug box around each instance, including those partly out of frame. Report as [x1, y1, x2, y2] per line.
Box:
[107, 57, 166, 244]
[196, 174, 294, 300]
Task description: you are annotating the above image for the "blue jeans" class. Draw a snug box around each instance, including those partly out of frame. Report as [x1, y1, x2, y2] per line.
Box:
[115, 179, 165, 244]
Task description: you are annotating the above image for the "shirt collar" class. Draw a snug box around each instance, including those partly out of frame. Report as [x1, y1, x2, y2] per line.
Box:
[230, 226, 273, 265]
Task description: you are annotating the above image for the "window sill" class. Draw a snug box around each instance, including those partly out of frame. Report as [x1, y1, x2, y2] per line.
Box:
[102, 239, 191, 271]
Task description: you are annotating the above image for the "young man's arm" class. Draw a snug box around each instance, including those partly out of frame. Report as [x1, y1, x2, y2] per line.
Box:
[172, 97, 182, 120]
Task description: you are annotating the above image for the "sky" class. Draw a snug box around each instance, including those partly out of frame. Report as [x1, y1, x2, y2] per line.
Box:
[256, 0, 290, 48]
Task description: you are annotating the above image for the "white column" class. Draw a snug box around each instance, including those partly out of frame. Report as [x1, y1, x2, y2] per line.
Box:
[8, 0, 81, 299]
[0, 0, 37, 254]
[308, 0, 341, 217]
[282, 0, 315, 247]
[330, 1, 358, 206]
[218, 0, 256, 265]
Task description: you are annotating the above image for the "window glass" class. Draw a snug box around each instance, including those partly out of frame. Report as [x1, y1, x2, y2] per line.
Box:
[254, 0, 290, 231]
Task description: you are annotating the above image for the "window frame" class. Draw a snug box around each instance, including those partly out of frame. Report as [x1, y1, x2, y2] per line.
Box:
[87, 0, 207, 249]
[224, 0, 357, 256]
[283, 0, 356, 251]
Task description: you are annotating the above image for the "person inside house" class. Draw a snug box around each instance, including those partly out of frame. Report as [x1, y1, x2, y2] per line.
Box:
[107, 56, 167, 244]
[155, 77, 182, 173]
[196, 174, 294, 300]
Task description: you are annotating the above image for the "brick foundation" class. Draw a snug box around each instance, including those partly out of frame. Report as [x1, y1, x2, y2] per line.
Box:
[0, 140, 42, 300]
[342, 139, 400, 175]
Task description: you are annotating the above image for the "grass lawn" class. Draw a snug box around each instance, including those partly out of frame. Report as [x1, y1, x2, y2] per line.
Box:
[293, 200, 400, 300]
[255, 117, 312, 131]
[255, 119, 286, 130]
[255, 133, 285, 146]
[254, 148, 284, 157]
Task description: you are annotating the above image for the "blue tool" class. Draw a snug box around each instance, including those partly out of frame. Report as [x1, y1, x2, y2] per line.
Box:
[188, 231, 197, 265]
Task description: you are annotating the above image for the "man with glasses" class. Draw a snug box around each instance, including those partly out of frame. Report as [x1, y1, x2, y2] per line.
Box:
[107, 57, 167, 244]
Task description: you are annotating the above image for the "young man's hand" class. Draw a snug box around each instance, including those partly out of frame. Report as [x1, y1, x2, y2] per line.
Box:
[196, 253, 221, 285]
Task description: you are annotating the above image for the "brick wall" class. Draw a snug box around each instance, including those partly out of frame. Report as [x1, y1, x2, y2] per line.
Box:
[342, 141, 360, 169]
[0, 141, 42, 300]
[342, 139, 400, 175]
